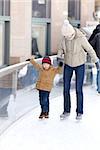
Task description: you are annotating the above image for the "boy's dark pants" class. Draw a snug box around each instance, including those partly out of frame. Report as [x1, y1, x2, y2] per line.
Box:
[39, 90, 50, 113]
[63, 64, 85, 114]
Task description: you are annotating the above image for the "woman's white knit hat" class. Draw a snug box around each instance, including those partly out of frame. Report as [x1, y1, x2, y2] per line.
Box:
[61, 19, 75, 37]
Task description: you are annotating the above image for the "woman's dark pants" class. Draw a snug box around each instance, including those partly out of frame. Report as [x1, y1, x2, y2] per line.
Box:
[63, 64, 85, 115]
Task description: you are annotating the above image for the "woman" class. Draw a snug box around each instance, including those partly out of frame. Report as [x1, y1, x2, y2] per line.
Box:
[57, 20, 99, 120]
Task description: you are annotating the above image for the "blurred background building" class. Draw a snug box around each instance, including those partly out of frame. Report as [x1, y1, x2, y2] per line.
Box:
[0, 0, 100, 67]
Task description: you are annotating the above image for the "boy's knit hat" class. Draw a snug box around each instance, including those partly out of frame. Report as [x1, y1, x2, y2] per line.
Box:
[42, 56, 51, 65]
[61, 19, 75, 37]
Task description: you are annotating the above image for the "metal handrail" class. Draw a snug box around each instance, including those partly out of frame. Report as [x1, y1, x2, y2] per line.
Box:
[0, 62, 29, 78]
[0, 55, 57, 78]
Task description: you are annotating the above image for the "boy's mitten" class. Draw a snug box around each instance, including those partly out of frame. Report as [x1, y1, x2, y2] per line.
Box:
[59, 62, 63, 67]
[26, 59, 31, 61]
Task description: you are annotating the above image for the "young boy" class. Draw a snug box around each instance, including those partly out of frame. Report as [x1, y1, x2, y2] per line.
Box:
[26, 56, 63, 119]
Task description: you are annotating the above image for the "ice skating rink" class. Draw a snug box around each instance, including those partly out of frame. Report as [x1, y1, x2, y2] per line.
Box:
[0, 86, 100, 150]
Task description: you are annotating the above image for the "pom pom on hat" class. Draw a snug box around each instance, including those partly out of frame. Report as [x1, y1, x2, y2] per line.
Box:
[61, 19, 75, 38]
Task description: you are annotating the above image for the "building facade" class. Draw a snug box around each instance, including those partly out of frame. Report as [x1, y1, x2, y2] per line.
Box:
[10, 0, 68, 64]
[0, 0, 99, 66]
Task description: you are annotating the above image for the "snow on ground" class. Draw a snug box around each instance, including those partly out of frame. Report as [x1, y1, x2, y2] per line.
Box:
[0, 86, 100, 150]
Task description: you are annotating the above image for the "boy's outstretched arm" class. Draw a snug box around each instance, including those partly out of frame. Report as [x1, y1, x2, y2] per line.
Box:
[26, 58, 42, 71]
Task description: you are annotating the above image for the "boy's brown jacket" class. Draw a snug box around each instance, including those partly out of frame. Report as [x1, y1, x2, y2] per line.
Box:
[30, 59, 62, 92]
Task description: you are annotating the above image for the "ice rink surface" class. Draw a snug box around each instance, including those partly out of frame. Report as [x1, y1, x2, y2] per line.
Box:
[0, 86, 100, 150]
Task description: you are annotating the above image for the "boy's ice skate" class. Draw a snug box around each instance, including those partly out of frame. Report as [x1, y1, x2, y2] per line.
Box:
[44, 112, 49, 119]
[60, 112, 70, 120]
[39, 112, 45, 119]
[76, 113, 82, 120]
[39, 112, 49, 119]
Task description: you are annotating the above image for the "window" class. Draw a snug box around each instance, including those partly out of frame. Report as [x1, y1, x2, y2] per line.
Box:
[0, 22, 4, 66]
[32, 24, 46, 57]
[68, 0, 81, 20]
[32, 0, 51, 18]
[4, 0, 10, 16]
[0, 0, 3, 16]
[0, 0, 10, 16]
[0, 21, 10, 67]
